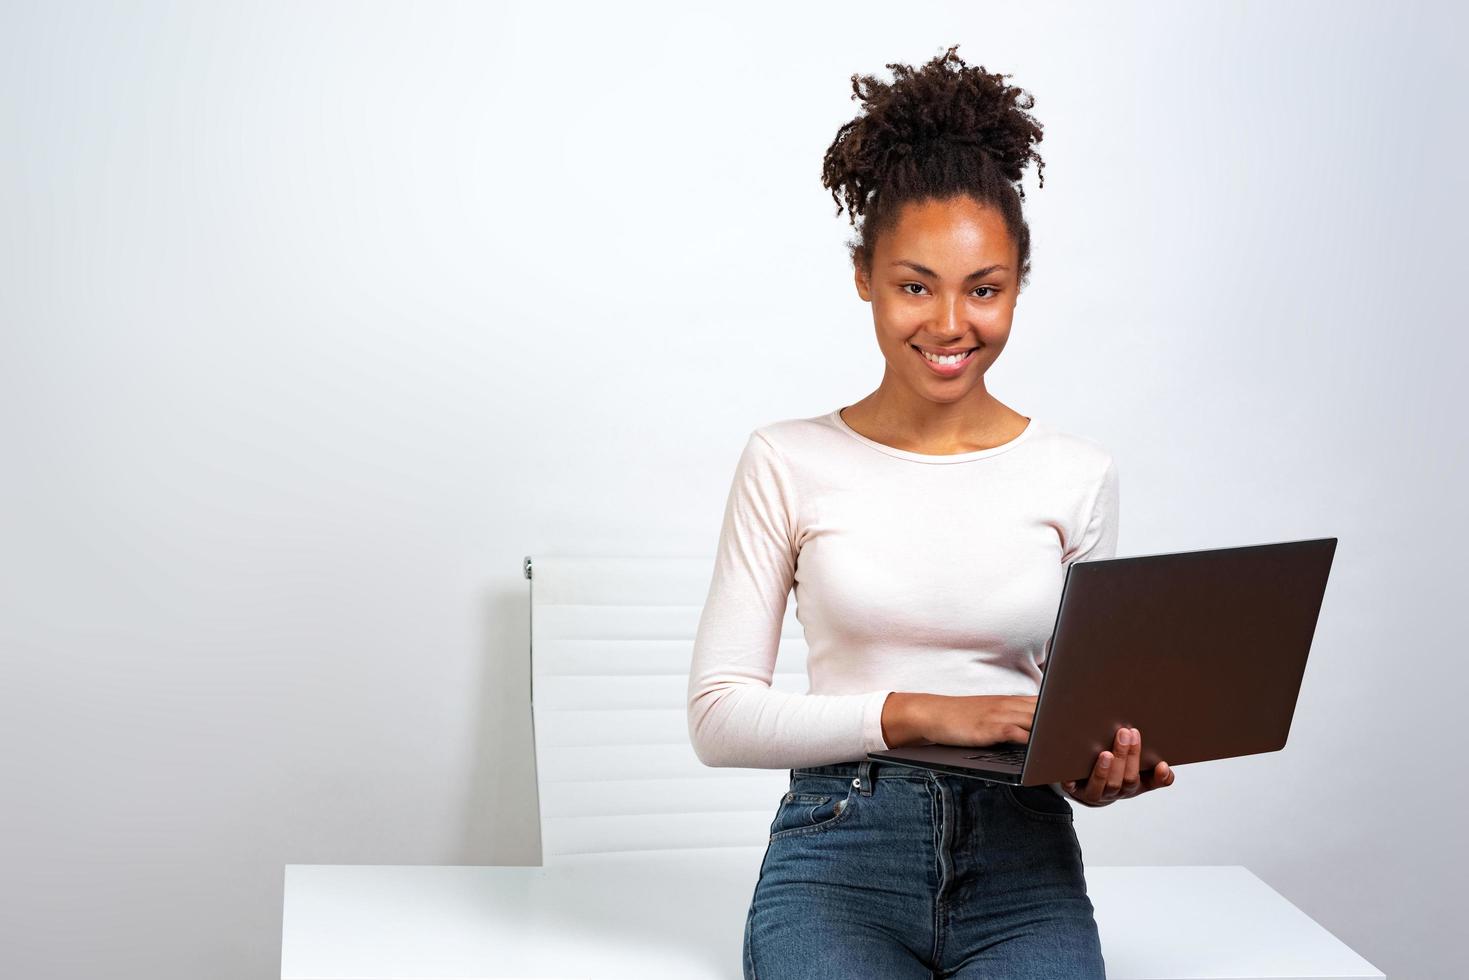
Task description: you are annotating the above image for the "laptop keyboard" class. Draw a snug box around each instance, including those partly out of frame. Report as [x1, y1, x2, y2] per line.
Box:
[962, 744, 1028, 765]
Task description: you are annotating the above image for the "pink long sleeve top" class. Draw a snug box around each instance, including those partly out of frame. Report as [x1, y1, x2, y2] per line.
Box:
[686, 406, 1119, 771]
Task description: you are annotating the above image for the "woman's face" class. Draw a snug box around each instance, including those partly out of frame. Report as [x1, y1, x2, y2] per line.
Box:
[854, 195, 1020, 404]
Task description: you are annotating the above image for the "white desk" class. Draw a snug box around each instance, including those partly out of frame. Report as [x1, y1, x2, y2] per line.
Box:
[281, 848, 1384, 979]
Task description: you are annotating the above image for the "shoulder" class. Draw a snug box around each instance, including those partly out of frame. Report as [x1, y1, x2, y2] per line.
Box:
[1034, 420, 1110, 470]
[1025, 420, 1116, 482]
[747, 412, 845, 466]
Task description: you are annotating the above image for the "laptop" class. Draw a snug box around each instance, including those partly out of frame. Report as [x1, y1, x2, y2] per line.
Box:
[867, 537, 1338, 786]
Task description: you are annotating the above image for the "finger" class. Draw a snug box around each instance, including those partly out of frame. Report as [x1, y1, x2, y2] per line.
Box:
[1108, 726, 1131, 798]
[1121, 727, 1142, 797]
[1105, 727, 1128, 799]
[1019, 696, 1039, 731]
[1145, 760, 1174, 791]
[1083, 749, 1112, 804]
[1012, 699, 1038, 743]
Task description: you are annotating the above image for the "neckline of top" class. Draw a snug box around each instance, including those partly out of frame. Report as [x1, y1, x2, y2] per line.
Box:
[829, 407, 1038, 464]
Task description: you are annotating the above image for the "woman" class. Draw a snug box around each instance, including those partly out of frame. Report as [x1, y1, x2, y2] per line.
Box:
[686, 45, 1175, 978]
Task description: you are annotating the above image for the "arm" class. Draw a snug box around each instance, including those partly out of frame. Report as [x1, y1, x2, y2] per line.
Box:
[880, 692, 932, 748]
[686, 431, 893, 769]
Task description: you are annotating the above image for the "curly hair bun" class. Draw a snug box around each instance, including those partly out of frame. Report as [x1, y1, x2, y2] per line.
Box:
[821, 44, 1047, 290]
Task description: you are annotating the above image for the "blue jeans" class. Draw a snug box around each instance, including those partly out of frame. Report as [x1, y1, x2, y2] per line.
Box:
[743, 759, 1106, 979]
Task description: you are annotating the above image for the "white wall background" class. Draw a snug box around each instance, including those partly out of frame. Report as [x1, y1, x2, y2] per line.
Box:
[2, 2, 1463, 977]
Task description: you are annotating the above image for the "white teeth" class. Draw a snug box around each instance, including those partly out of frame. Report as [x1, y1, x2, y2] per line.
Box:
[917, 347, 972, 365]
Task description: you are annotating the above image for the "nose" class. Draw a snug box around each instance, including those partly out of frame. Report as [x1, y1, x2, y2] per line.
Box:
[937, 300, 967, 340]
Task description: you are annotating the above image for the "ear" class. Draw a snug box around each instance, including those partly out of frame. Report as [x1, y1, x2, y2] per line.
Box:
[853, 262, 872, 302]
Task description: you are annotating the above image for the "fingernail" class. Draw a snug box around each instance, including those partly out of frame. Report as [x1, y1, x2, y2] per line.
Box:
[1100, 755, 1112, 769]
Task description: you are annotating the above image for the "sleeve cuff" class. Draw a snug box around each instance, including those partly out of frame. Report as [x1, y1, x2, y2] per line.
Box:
[863, 690, 894, 753]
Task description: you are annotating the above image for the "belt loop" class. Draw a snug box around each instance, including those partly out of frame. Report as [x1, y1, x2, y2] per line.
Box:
[856, 759, 874, 796]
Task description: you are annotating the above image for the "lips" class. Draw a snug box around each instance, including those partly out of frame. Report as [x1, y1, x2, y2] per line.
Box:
[911, 344, 978, 356]
[911, 343, 978, 376]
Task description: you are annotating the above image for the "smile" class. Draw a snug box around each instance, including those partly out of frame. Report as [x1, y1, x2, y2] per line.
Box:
[911, 343, 978, 375]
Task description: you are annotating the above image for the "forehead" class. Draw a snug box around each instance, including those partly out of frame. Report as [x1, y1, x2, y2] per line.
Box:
[881, 197, 1013, 265]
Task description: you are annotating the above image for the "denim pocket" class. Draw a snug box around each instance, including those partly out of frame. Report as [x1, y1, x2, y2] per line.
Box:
[768, 782, 857, 841]
[1003, 783, 1075, 821]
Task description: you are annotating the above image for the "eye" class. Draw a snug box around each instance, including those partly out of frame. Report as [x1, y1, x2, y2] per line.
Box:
[901, 283, 999, 298]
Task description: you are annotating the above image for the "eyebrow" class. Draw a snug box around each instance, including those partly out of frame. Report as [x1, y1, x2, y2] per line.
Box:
[891, 260, 1009, 280]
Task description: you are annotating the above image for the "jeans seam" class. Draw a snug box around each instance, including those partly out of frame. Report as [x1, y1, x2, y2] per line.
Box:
[744, 901, 757, 980]
[929, 777, 949, 969]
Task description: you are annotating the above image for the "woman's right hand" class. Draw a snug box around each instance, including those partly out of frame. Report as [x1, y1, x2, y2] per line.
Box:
[882, 692, 1038, 749]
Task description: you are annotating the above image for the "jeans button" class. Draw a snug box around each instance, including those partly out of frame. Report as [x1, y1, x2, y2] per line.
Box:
[852, 777, 861, 789]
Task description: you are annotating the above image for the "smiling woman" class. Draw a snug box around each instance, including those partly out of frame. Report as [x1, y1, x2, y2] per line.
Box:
[817, 45, 1049, 457]
[686, 44, 1126, 980]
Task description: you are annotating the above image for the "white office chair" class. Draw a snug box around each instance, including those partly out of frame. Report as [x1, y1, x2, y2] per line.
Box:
[525, 554, 796, 863]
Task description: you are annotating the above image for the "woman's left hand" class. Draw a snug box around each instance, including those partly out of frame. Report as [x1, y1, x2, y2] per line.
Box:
[1061, 726, 1175, 806]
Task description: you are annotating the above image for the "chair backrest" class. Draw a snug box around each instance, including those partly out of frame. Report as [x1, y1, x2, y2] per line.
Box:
[526, 554, 798, 864]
